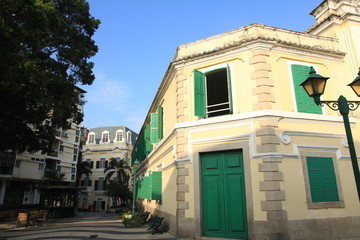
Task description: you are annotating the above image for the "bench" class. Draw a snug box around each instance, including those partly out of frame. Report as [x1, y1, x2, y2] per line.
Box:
[147, 215, 164, 235]
[139, 211, 150, 223]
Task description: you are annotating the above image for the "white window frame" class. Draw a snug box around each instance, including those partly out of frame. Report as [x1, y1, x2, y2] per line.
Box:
[87, 132, 95, 145]
[126, 131, 132, 144]
[114, 129, 124, 142]
[100, 131, 110, 144]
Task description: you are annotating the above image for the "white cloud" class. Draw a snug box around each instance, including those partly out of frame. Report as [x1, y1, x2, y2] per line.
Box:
[85, 72, 131, 113]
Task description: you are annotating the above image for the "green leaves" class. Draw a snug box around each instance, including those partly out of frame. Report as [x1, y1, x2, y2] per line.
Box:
[0, 0, 100, 152]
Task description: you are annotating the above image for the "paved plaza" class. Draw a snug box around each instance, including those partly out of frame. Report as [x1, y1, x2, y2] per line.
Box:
[0, 212, 187, 240]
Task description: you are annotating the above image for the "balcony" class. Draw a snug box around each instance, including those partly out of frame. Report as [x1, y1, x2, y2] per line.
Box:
[0, 151, 16, 175]
[0, 166, 13, 175]
[47, 151, 59, 158]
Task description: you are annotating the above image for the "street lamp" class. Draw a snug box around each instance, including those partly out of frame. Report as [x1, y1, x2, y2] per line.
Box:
[300, 67, 360, 200]
[131, 159, 140, 215]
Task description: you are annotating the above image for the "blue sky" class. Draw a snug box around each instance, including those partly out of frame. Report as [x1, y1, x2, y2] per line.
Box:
[82, 0, 321, 133]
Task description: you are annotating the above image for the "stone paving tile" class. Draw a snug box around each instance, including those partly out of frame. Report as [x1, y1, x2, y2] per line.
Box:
[0, 212, 188, 240]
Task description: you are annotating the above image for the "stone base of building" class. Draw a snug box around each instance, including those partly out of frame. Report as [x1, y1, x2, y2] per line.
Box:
[253, 216, 360, 240]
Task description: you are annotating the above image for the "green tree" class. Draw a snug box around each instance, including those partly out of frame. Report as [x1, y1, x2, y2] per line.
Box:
[104, 158, 132, 207]
[104, 158, 132, 185]
[0, 0, 100, 153]
[76, 160, 92, 186]
[105, 181, 132, 207]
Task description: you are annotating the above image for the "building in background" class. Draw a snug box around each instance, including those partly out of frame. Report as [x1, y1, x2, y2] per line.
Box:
[80, 126, 137, 211]
[131, 0, 360, 239]
[0, 87, 86, 207]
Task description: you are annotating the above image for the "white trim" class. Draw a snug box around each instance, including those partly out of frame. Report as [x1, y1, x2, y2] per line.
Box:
[279, 130, 346, 145]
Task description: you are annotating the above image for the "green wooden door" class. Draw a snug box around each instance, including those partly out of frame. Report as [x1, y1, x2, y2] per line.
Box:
[201, 150, 247, 239]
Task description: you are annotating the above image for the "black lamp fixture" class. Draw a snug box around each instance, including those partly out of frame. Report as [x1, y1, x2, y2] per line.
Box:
[348, 68, 360, 97]
[300, 66, 329, 104]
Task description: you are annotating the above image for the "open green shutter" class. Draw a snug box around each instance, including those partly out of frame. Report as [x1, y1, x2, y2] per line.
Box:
[291, 65, 322, 114]
[143, 176, 150, 199]
[306, 156, 339, 202]
[194, 70, 206, 117]
[150, 113, 159, 143]
[158, 106, 163, 141]
[150, 172, 162, 200]
[227, 64, 233, 114]
[145, 124, 152, 153]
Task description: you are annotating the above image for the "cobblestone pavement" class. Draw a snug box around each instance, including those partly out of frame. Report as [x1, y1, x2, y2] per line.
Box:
[0, 212, 188, 240]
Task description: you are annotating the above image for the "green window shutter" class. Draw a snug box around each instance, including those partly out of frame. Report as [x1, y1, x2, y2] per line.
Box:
[145, 124, 153, 153]
[137, 179, 142, 199]
[150, 172, 162, 201]
[143, 176, 150, 199]
[137, 132, 145, 161]
[291, 64, 322, 114]
[194, 70, 206, 117]
[150, 113, 159, 144]
[227, 64, 233, 114]
[158, 105, 163, 141]
[306, 156, 339, 202]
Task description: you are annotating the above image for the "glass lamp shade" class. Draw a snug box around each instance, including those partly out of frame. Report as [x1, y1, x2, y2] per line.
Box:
[300, 66, 329, 97]
[348, 69, 360, 97]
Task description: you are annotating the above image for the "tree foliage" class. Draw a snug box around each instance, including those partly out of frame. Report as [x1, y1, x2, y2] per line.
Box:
[105, 181, 132, 207]
[76, 160, 92, 185]
[0, 0, 100, 153]
[104, 158, 132, 184]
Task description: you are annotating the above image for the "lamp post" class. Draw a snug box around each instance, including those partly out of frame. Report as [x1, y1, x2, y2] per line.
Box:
[300, 67, 360, 200]
[131, 159, 140, 215]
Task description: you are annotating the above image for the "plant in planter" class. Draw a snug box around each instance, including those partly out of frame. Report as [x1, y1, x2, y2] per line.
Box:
[122, 214, 144, 228]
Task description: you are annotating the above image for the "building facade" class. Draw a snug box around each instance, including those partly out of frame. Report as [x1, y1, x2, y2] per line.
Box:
[131, 1, 360, 239]
[80, 126, 137, 211]
[0, 88, 86, 207]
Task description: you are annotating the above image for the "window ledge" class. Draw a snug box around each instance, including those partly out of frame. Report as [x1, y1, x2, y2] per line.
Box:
[308, 201, 345, 209]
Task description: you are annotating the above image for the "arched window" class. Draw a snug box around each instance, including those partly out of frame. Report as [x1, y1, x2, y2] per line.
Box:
[114, 129, 124, 142]
[100, 131, 110, 144]
[126, 131, 132, 144]
[87, 132, 95, 144]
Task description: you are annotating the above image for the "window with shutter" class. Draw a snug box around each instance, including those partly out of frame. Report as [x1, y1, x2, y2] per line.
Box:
[150, 113, 159, 144]
[150, 172, 162, 200]
[145, 124, 152, 153]
[143, 176, 150, 199]
[158, 105, 163, 141]
[291, 64, 322, 114]
[194, 67, 232, 118]
[194, 70, 206, 117]
[306, 156, 339, 202]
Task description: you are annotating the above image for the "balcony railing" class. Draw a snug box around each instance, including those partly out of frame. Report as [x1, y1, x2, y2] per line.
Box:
[0, 166, 13, 175]
[47, 151, 58, 158]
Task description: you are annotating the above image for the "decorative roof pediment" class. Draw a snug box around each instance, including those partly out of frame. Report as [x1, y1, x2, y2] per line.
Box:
[173, 24, 344, 63]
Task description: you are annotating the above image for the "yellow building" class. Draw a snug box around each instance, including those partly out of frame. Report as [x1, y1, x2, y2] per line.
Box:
[131, 1, 360, 239]
[80, 126, 137, 210]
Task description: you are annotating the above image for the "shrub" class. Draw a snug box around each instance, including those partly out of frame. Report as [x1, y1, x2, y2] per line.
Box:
[122, 215, 143, 228]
